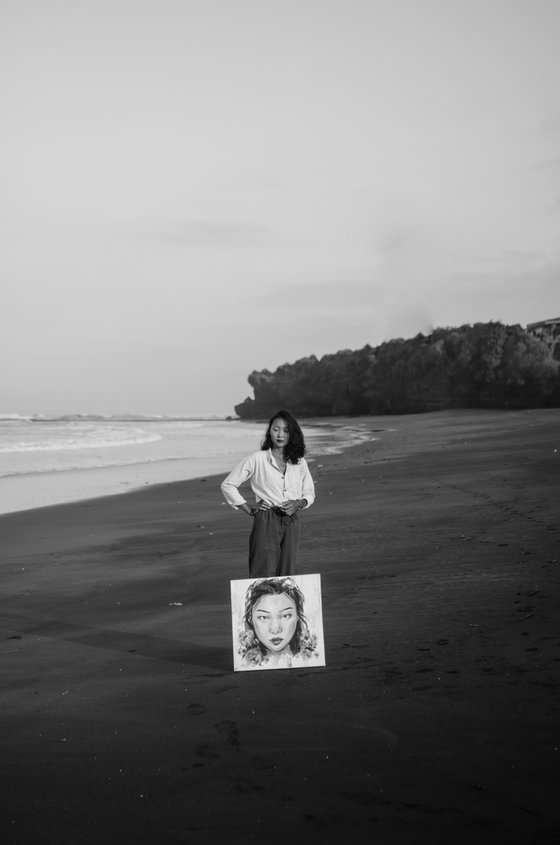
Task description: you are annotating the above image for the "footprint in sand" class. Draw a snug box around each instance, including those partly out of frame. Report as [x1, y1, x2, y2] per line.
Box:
[195, 744, 220, 760]
[186, 703, 205, 715]
[215, 719, 240, 748]
[251, 755, 276, 771]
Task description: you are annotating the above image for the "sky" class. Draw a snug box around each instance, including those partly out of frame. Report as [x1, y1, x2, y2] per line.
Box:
[1, 0, 559, 416]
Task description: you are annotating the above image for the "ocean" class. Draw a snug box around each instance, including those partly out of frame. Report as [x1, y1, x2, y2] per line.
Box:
[0, 415, 374, 515]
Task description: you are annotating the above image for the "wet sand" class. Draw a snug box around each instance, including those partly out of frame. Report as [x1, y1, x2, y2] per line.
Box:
[1, 409, 559, 844]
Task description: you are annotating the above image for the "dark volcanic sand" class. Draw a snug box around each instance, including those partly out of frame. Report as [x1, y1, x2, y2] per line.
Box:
[1, 409, 559, 844]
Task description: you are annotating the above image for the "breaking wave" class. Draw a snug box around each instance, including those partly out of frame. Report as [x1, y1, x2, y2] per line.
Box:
[0, 423, 163, 454]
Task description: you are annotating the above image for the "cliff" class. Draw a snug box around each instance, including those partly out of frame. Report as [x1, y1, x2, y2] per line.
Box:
[234, 322, 560, 419]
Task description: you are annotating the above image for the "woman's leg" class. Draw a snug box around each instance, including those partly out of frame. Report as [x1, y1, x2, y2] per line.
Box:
[277, 514, 300, 576]
[248, 510, 282, 577]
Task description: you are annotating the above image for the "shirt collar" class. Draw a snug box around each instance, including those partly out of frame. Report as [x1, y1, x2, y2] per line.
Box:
[267, 449, 285, 471]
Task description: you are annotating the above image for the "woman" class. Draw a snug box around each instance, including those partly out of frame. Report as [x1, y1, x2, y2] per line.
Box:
[237, 577, 319, 669]
[221, 410, 315, 577]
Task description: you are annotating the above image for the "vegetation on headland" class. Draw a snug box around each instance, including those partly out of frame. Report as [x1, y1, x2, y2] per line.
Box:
[234, 321, 560, 419]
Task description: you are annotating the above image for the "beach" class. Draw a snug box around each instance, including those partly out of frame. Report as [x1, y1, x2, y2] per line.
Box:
[1, 408, 559, 844]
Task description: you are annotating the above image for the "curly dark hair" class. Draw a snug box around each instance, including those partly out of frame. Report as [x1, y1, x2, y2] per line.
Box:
[239, 577, 318, 666]
[261, 409, 306, 464]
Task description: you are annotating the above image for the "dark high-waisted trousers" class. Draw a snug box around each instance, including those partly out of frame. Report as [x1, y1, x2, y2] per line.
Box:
[248, 509, 300, 577]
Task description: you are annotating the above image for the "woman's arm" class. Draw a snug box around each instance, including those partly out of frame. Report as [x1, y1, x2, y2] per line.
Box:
[220, 454, 256, 512]
[300, 459, 315, 507]
[279, 460, 315, 515]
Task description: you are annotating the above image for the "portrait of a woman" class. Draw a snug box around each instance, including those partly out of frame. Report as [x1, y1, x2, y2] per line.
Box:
[231, 575, 325, 671]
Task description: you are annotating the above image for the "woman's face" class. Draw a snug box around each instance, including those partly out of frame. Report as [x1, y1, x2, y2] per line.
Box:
[252, 593, 298, 654]
[269, 417, 290, 451]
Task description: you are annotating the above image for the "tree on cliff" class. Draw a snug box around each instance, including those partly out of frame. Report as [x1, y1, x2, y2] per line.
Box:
[234, 322, 560, 418]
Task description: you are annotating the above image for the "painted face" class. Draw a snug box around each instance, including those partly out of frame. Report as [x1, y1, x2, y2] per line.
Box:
[252, 593, 298, 654]
[270, 417, 290, 450]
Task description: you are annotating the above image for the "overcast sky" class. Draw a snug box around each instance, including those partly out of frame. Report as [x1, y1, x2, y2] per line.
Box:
[2, 0, 559, 415]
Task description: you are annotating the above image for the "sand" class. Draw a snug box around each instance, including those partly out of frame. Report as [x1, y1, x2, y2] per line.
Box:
[1, 408, 559, 844]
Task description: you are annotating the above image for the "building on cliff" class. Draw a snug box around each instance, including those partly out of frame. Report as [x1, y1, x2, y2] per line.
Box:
[526, 318, 560, 360]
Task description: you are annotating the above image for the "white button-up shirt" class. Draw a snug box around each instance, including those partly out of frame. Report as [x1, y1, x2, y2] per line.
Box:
[221, 449, 315, 510]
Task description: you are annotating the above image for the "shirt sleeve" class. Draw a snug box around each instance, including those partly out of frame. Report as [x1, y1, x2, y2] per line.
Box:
[220, 453, 256, 508]
[300, 459, 315, 508]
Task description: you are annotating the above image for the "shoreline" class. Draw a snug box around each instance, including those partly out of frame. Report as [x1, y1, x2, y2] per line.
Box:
[0, 417, 378, 516]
